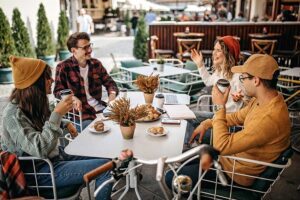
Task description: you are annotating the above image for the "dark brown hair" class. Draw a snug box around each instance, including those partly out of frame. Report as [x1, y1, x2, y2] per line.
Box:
[67, 32, 90, 51]
[10, 65, 52, 131]
[260, 70, 280, 90]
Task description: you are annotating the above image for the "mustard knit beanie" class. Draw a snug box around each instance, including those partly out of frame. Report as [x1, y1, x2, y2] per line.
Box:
[9, 56, 47, 89]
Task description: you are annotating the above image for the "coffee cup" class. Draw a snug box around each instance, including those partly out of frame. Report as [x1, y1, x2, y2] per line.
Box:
[216, 79, 230, 93]
[155, 94, 165, 109]
[60, 89, 73, 100]
[119, 88, 127, 98]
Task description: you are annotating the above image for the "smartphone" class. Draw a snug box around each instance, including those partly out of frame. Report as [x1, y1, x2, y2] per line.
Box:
[161, 118, 181, 125]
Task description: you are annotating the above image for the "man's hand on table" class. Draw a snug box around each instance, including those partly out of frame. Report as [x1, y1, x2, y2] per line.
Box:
[189, 123, 207, 144]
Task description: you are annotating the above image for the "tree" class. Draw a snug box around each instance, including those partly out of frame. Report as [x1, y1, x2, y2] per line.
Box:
[36, 3, 55, 57]
[11, 8, 35, 58]
[57, 10, 69, 50]
[0, 8, 16, 67]
[133, 15, 148, 61]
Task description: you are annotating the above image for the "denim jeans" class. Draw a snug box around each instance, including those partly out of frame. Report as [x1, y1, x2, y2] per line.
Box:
[185, 111, 214, 144]
[27, 147, 113, 200]
[76, 119, 93, 132]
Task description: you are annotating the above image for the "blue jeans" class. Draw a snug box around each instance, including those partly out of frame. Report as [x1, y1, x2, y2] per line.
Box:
[76, 119, 93, 132]
[185, 111, 214, 144]
[26, 147, 113, 200]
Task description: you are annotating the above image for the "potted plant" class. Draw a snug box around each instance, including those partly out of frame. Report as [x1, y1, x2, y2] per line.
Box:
[108, 98, 148, 139]
[11, 8, 35, 58]
[36, 3, 56, 66]
[157, 57, 165, 72]
[0, 8, 16, 84]
[136, 74, 159, 104]
[133, 14, 148, 61]
[124, 10, 131, 36]
[57, 10, 70, 60]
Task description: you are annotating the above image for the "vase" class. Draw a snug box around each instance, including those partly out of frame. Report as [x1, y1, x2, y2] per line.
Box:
[144, 93, 154, 104]
[120, 124, 136, 139]
[158, 64, 164, 72]
[59, 50, 71, 61]
[0, 67, 13, 84]
[39, 55, 55, 67]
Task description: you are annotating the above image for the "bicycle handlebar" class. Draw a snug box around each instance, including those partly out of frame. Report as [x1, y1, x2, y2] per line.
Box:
[84, 161, 115, 183]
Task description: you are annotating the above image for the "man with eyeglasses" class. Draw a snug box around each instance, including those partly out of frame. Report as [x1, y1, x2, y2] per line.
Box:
[181, 54, 290, 187]
[54, 32, 118, 130]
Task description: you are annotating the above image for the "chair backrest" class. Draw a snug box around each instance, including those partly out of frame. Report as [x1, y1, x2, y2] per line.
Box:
[120, 60, 144, 80]
[150, 35, 159, 59]
[19, 156, 82, 199]
[251, 39, 277, 55]
[177, 38, 202, 60]
[201, 148, 293, 200]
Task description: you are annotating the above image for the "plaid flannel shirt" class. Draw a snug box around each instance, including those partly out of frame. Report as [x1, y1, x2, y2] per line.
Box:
[0, 151, 27, 199]
[54, 56, 118, 121]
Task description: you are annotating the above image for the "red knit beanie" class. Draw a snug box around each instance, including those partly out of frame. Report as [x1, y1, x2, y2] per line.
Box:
[219, 36, 240, 64]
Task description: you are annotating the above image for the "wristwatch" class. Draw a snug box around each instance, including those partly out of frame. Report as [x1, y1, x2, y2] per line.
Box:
[213, 104, 225, 112]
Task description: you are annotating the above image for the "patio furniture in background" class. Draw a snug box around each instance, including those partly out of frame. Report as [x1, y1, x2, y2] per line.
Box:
[251, 39, 277, 55]
[275, 35, 300, 67]
[160, 61, 205, 103]
[173, 32, 205, 39]
[150, 35, 174, 58]
[177, 38, 202, 61]
[148, 58, 184, 68]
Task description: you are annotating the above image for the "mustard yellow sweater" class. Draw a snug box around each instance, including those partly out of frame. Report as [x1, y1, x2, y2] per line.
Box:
[202, 93, 290, 186]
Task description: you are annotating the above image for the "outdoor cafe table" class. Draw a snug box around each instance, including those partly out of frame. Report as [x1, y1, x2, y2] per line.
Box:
[248, 33, 282, 39]
[64, 92, 189, 199]
[173, 32, 205, 39]
[121, 65, 191, 78]
[280, 67, 300, 78]
[64, 91, 187, 161]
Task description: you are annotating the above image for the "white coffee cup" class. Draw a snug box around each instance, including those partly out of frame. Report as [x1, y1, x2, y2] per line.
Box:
[216, 79, 230, 93]
[155, 94, 165, 109]
[119, 88, 127, 98]
[60, 89, 72, 100]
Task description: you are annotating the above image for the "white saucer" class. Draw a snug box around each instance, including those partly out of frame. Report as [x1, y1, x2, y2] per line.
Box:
[147, 127, 168, 137]
[88, 125, 110, 134]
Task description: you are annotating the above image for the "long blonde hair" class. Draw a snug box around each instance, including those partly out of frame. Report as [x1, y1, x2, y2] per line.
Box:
[212, 40, 236, 80]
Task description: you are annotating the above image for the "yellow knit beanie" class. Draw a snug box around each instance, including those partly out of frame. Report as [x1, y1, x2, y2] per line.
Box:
[9, 55, 47, 89]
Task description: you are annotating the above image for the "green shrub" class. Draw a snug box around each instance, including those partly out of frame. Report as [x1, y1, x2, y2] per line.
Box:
[133, 15, 148, 61]
[11, 8, 35, 58]
[57, 10, 69, 50]
[0, 8, 16, 68]
[36, 3, 55, 57]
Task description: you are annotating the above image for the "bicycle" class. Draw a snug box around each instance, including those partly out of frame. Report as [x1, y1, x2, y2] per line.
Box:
[83, 145, 227, 200]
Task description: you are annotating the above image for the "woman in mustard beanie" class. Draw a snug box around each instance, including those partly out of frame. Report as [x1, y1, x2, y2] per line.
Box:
[0, 56, 113, 199]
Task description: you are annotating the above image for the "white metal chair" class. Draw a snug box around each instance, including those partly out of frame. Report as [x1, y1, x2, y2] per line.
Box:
[54, 98, 83, 144]
[18, 156, 83, 200]
[200, 148, 292, 200]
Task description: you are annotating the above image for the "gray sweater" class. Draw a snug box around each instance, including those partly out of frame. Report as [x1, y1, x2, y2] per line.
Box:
[1, 102, 63, 159]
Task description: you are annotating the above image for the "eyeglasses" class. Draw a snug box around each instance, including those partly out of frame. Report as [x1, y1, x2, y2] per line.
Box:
[239, 75, 253, 83]
[77, 43, 93, 51]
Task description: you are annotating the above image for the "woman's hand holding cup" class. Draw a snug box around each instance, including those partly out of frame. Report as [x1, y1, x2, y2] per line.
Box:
[54, 94, 73, 116]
